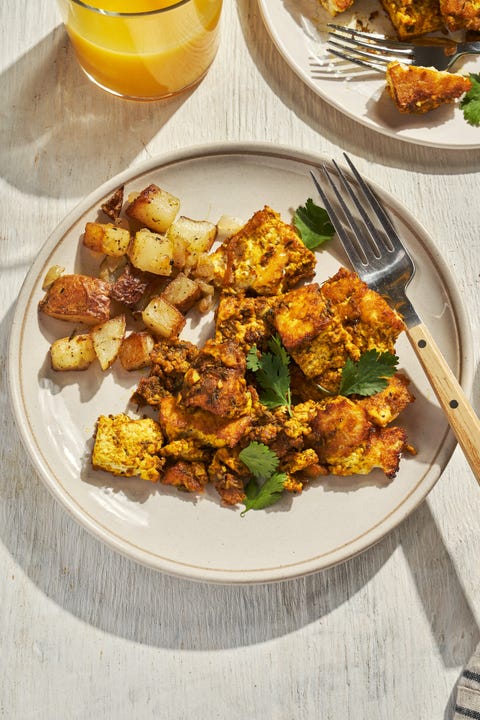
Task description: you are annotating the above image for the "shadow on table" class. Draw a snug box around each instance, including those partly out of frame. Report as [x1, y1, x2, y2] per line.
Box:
[236, 0, 480, 174]
[2, 304, 479, 666]
[0, 25, 191, 199]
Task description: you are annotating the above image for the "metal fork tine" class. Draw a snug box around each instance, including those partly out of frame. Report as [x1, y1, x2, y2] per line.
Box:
[328, 24, 413, 52]
[309, 171, 369, 268]
[331, 159, 394, 255]
[328, 32, 413, 59]
[326, 48, 387, 73]
[328, 42, 395, 68]
[342, 154, 401, 254]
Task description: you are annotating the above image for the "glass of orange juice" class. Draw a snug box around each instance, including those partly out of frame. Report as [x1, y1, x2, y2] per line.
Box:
[56, 0, 223, 100]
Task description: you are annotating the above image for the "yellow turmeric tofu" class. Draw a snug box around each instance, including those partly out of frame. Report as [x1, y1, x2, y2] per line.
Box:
[272, 284, 332, 352]
[386, 62, 472, 114]
[214, 293, 278, 351]
[207, 206, 316, 295]
[158, 395, 254, 449]
[380, 0, 444, 39]
[440, 0, 480, 30]
[92, 413, 164, 482]
[359, 373, 415, 427]
[309, 396, 409, 479]
[273, 269, 405, 393]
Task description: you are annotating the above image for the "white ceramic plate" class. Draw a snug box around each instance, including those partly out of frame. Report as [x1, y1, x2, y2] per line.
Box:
[258, 0, 480, 149]
[8, 143, 472, 584]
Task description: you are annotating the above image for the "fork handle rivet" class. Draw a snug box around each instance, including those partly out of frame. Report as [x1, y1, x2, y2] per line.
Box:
[417, 339, 427, 348]
[450, 399, 459, 409]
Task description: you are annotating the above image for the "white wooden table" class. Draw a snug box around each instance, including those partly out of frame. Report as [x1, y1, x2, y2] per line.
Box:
[2, 1, 480, 718]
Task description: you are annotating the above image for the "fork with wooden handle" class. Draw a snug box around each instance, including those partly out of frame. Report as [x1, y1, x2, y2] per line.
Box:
[311, 153, 480, 482]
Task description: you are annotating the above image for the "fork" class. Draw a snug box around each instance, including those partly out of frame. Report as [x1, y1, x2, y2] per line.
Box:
[327, 23, 480, 72]
[311, 154, 480, 482]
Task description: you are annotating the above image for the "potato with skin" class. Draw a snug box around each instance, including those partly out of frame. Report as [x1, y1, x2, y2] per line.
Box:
[126, 184, 180, 233]
[50, 333, 97, 371]
[83, 222, 131, 257]
[127, 229, 174, 276]
[90, 314, 126, 370]
[142, 296, 186, 339]
[39, 274, 111, 325]
[118, 331, 155, 371]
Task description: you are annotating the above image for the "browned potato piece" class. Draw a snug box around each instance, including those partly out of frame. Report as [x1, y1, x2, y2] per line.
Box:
[39, 274, 111, 325]
[127, 229, 173, 276]
[83, 222, 131, 257]
[167, 216, 217, 254]
[50, 333, 96, 371]
[90, 314, 126, 370]
[118, 331, 155, 371]
[161, 272, 202, 313]
[142, 296, 186, 338]
[126, 184, 180, 233]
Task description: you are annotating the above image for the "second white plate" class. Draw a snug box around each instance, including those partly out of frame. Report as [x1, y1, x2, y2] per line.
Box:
[258, 0, 480, 149]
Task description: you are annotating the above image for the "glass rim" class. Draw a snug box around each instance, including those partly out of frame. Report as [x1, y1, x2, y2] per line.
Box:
[67, 0, 192, 17]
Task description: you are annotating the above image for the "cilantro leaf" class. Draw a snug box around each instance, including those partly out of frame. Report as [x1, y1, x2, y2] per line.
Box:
[247, 337, 292, 414]
[338, 349, 398, 397]
[460, 73, 480, 127]
[239, 442, 287, 514]
[239, 441, 279, 480]
[241, 472, 288, 514]
[293, 198, 335, 250]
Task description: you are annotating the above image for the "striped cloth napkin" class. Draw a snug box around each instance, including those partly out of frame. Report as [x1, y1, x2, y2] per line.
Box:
[455, 646, 480, 719]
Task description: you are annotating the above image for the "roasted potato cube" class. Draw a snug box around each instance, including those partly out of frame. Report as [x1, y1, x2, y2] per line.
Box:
[126, 184, 180, 233]
[50, 333, 96, 371]
[127, 229, 173, 276]
[38, 274, 111, 325]
[118, 331, 155, 371]
[167, 216, 217, 254]
[142, 296, 186, 339]
[216, 214, 244, 242]
[90, 314, 126, 370]
[83, 222, 131, 257]
[161, 273, 202, 313]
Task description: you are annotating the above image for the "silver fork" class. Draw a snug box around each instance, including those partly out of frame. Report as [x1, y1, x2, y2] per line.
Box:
[327, 23, 480, 72]
[311, 154, 480, 482]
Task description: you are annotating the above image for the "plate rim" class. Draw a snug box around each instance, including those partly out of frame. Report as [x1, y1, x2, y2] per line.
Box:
[8, 140, 474, 584]
[257, 0, 480, 150]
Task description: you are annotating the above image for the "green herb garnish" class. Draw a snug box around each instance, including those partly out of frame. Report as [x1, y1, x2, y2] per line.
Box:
[460, 73, 480, 127]
[338, 349, 398, 397]
[239, 442, 287, 514]
[293, 198, 335, 250]
[247, 335, 292, 415]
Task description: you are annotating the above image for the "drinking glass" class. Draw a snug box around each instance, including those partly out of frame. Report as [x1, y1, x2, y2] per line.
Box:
[56, 0, 223, 100]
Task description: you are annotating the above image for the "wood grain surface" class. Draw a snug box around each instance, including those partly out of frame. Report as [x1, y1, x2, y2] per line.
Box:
[2, 1, 480, 718]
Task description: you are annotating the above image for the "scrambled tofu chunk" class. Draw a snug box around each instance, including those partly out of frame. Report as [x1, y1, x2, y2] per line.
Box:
[206, 206, 316, 295]
[273, 269, 406, 393]
[309, 396, 409, 479]
[386, 62, 472, 114]
[92, 414, 164, 482]
[214, 293, 278, 351]
[380, 0, 443, 39]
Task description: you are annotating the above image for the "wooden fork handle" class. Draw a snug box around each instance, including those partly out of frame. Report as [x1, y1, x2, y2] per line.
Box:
[407, 322, 480, 482]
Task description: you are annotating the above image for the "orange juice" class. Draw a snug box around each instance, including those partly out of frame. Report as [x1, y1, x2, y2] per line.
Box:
[57, 0, 223, 99]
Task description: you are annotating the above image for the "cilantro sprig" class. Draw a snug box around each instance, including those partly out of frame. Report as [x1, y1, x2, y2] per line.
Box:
[239, 442, 287, 514]
[247, 335, 292, 415]
[293, 198, 335, 250]
[460, 73, 480, 127]
[338, 349, 398, 397]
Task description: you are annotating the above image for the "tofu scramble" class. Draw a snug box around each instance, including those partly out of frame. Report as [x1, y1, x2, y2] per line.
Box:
[38, 184, 416, 510]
